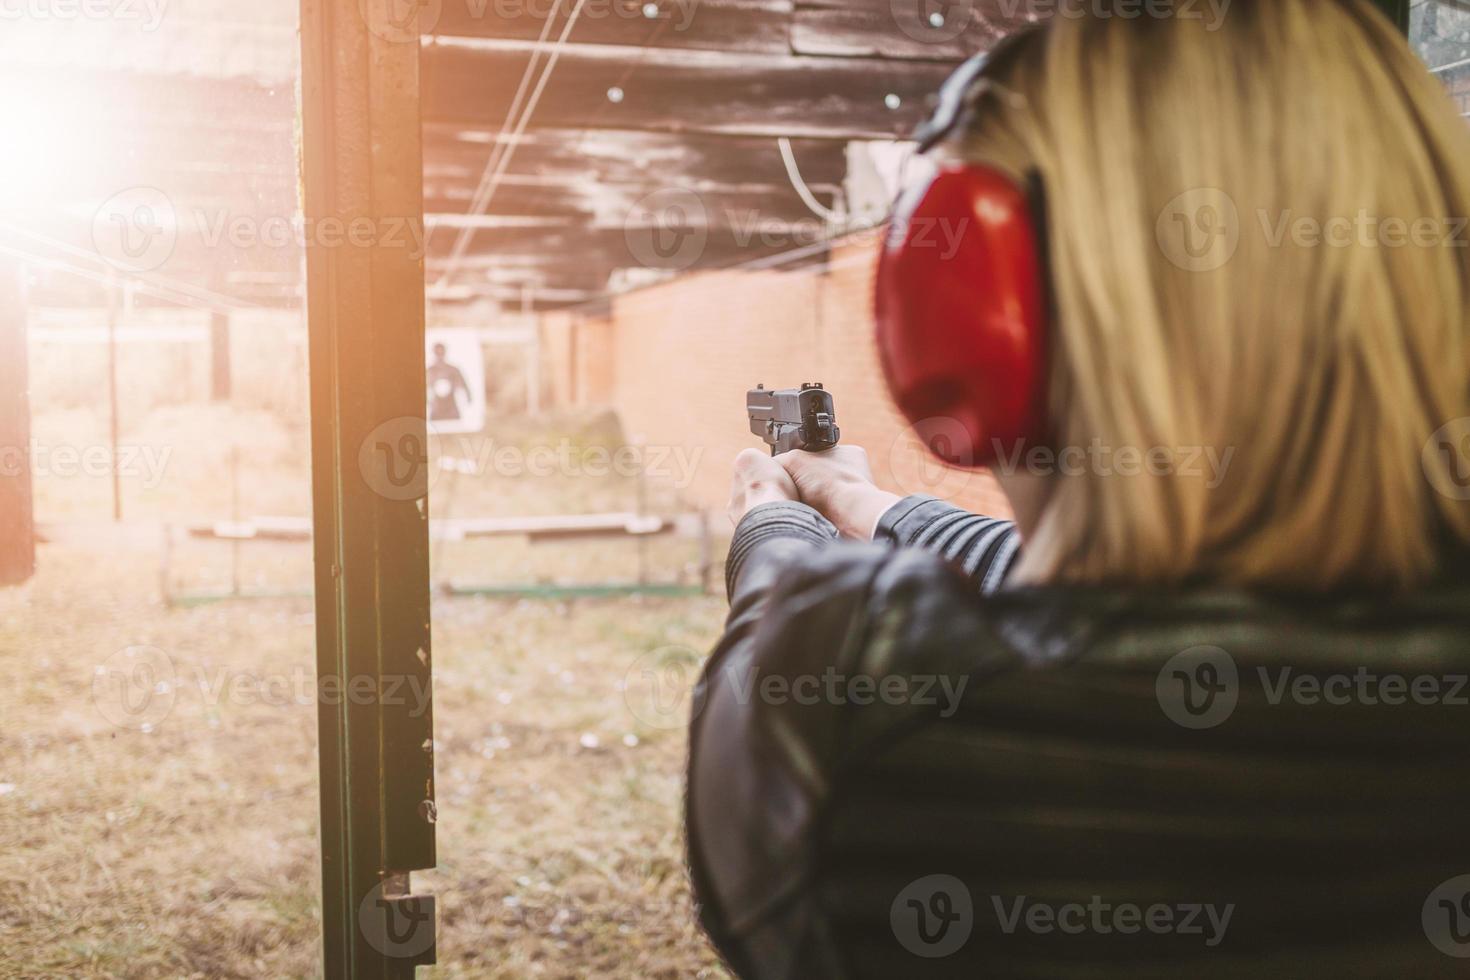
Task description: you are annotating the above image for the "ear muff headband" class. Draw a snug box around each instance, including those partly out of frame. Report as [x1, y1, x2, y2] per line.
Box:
[910, 47, 1004, 153]
[875, 30, 1050, 468]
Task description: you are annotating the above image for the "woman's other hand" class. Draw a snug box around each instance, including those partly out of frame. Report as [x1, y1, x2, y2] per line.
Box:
[727, 449, 801, 527]
[778, 446, 902, 540]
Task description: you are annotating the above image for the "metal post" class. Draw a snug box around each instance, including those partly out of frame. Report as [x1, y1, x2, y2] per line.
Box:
[521, 284, 540, 414]
[299, 1, 438, 977]
[636, 448, 649, 586]
[210, 307, 232, 402]
[697, 510, 712, 595]
[159, 522, 172, 605]
[0, 258, 34, 587]
[229, 444, 241, 598]
[107, 274, 122, 522]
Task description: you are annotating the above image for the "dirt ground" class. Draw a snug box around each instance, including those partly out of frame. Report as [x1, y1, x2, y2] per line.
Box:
[0, 406, 734, 979]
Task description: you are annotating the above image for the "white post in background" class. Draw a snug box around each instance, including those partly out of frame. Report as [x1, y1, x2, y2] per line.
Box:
[0, 257, 35, 586]
[522, 284, 540, 415]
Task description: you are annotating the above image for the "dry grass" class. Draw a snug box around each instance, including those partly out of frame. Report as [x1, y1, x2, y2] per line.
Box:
[0, 406, 733, 979]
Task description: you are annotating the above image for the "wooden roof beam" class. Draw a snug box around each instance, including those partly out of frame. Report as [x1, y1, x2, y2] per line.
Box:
[422, 37, 957, 139]
[428, 0, 794, 54]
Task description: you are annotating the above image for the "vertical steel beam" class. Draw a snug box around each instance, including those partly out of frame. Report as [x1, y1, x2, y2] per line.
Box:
[299, 1, 437, 977]
[106, 277, 122, 522]
[0, 258, 34, 587]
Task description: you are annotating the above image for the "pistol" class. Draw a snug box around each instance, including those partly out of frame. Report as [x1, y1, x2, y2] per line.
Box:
[747, 382, 841, 456]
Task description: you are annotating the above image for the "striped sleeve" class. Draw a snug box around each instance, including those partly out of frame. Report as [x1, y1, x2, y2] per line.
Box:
[874, 495, 1021, 594]
[724, 501, 840, 599]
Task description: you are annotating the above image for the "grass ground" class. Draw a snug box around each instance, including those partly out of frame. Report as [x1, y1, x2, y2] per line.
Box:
[0, 406, 734, 978]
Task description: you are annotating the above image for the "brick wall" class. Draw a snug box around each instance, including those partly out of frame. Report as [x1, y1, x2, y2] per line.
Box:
[549, 235, 1012, 521]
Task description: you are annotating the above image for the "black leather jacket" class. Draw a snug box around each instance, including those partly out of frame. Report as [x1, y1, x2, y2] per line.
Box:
[687, 497, 1470, 979]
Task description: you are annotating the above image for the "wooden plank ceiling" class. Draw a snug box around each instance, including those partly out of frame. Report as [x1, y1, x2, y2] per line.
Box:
[7, 1, 1043, 314]
[421, 0, 1044, 309]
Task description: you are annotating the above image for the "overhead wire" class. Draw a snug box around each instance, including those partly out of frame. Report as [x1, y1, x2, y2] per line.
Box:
[423, 0, 564, 261]
[0, 219, 255, 314]
[778, 137, 845, 225]
[431, 0, 593, 296]
[0, 241, 248, 318]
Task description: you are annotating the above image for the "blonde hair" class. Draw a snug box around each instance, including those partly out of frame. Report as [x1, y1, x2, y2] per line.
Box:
[953, 0, 1470, 591]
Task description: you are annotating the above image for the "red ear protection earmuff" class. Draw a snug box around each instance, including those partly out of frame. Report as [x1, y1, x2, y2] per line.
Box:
[874, 35, 1049, 468]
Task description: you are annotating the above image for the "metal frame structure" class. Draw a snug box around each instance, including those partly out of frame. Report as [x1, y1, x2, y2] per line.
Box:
[300, 1, 437, 976]
[154, 512, 715, 606]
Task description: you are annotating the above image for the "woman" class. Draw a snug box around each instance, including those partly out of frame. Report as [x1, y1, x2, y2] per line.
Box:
[687, 2, 1470, 978]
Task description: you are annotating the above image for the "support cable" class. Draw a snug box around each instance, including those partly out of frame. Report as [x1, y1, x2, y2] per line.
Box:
[778, 137, 845, 225]
[432, 0, 591, 296]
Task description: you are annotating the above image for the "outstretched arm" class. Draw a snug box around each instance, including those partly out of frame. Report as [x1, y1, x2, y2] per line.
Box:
[777, 447, 1022, 594]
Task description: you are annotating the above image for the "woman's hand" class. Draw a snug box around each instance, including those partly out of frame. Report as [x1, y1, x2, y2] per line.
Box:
[778, 446, 902, 540]
[727, 449, 801, 527]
